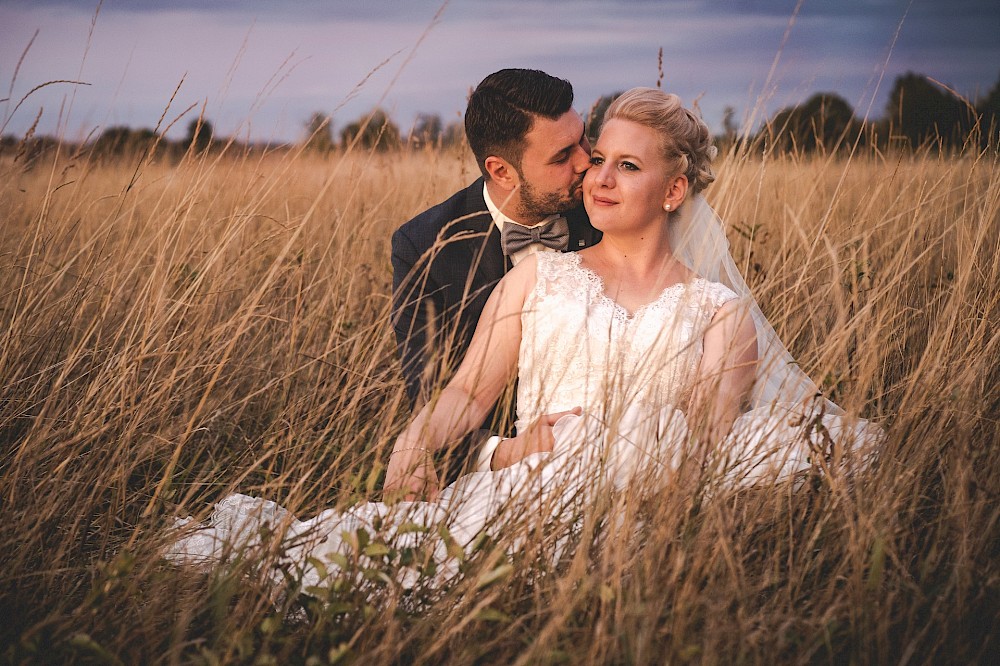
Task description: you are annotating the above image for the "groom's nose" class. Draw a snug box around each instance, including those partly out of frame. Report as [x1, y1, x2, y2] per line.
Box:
[571, 141, 591, 173]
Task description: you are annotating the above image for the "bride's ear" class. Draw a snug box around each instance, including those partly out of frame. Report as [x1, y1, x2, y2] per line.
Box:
[663, 174, 688, 212]
[484, 155, 519, 192]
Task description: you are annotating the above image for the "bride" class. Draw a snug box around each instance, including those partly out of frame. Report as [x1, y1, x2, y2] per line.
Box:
[166, 88, 881, 589]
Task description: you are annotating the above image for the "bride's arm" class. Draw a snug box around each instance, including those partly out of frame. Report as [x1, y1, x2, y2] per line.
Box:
[688, 300, 758, 449]
[383, 257, 535, 500]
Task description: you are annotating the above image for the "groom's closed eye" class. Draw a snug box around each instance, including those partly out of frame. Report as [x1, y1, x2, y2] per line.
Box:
[551, 130, 590, 165]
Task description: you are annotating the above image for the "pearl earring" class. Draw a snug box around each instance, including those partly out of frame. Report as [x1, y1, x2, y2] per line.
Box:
[664, 203, 671, 211]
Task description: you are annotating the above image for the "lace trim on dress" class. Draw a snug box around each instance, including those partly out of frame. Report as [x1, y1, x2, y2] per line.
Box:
[534, 252, 737, 322]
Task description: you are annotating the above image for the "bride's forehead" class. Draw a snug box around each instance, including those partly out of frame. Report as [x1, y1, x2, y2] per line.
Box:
[595, 119, 660, 152]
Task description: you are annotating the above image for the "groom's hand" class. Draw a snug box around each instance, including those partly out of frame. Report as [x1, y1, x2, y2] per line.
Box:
[383, 448, 440, 502]
[490, 408, 582, 470]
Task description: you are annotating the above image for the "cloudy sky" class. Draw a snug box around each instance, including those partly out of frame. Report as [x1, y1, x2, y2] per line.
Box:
[1, 0, 998, 143]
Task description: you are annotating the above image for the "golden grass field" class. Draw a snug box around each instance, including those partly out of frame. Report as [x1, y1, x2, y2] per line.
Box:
[1, 134, 998, 663]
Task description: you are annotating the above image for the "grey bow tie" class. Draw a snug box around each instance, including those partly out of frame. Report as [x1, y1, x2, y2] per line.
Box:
[500, 217, 570, 256]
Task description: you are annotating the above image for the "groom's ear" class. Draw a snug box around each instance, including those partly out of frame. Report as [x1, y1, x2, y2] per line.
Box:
[484, 155, 519, 192]
[663, 174, 689, 210]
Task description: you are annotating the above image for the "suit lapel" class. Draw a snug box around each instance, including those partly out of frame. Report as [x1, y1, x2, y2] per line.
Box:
[455, 179, 508, 282]
[476, 223, 509, 278]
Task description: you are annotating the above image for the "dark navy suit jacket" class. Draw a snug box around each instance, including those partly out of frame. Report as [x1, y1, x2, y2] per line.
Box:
[391, 178, 601, 473]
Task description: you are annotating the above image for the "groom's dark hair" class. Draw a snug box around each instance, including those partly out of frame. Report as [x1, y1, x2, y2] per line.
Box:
[465, 68, 574, 178]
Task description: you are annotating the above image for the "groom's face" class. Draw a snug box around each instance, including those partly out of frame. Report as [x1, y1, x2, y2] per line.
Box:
[514, 111, 591, 222]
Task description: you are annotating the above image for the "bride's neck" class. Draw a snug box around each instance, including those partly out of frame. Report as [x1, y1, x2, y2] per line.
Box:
[595, 229, 676, 276]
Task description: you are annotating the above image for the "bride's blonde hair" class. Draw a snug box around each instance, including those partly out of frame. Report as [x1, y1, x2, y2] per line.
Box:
[602, 87, 717, 194]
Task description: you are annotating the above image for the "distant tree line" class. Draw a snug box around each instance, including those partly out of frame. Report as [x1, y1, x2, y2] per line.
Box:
[0, 116, 221, 165]
[757, 71, 998, 154]
[3, 70, 997, 165]
[302, 108, 465, 153]
[87, 117, 216, 160]
[0, 106, 468, 165]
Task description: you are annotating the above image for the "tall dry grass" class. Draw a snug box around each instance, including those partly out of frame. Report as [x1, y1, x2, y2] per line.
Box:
[1, 131, 998, 664]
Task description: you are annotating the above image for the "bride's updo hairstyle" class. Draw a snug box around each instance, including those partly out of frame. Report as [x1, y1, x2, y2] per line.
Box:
[602, 87, 717, 195]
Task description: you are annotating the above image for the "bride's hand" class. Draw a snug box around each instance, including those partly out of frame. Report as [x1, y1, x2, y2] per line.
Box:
[490, 407, 582, 470]
[383, 447, 440, 502]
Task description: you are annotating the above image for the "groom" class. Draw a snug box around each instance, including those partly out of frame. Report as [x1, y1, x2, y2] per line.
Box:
[388, 69, 600, 488]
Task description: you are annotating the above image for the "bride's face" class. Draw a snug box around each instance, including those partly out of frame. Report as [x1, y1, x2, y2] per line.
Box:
[583, 119, 677, 233]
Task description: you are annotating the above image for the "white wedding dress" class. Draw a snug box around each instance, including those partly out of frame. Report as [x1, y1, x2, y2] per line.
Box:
[165, 250, 881, 591]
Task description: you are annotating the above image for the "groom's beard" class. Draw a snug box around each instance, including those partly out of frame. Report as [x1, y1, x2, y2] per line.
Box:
[518, 177, 584, 220]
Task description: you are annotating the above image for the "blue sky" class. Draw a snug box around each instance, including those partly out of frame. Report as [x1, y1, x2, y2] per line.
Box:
[1, 0, 998, 143]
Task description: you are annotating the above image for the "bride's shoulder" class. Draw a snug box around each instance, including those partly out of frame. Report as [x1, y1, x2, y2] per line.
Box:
[499, 253, 534, 285]
[688, 276, 740, 309]
[524, 250, 582, 281]
[510, 251, 588, 303]
[536, 249, 579, 268]
[499, 253, 553, 303]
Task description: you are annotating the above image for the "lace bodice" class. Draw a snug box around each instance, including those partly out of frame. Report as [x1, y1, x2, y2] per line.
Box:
[516, 252, 737, 431]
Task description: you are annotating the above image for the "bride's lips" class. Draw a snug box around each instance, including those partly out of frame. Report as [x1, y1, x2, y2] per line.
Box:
[590, 195, 617, 206]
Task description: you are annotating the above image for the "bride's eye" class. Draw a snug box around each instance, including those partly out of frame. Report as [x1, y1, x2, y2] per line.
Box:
[589, 156, 604, 166]
[620, 161, 639, 171]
